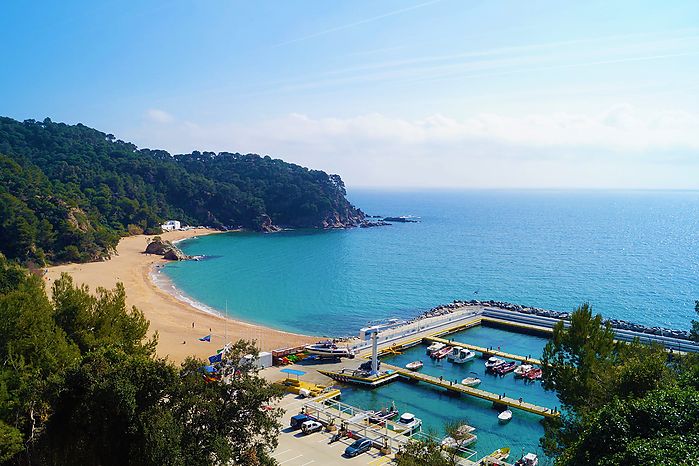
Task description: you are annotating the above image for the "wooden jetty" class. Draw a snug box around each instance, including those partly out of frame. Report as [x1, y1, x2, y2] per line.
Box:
[423, 336, 542, 365]
[382, 363, 559, 419]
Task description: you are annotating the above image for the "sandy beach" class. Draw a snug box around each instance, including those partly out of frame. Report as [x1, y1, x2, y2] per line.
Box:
[45, 229, 316, 364]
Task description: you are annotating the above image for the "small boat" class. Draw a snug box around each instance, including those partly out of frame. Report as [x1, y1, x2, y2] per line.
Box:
[453, 348, 476, 364]
[461, 377, 482, 387]
[447, 346, 463, 360]
[514, 453, 539, 466]
[441, 429, 477, 450]
[495, 361, 517, 375]
[498, 409, 513, 423]
[405, 361, 423, 371]
[514, 364, 533, 377]
[394, 412, 422, 434]
[489, 447, 511, 460]
[426, 342, 446, 355]
[305, 340, 355, 359]
[485, 356, 505, 370]
[525, 367, 543, 380]
[369, 401, 399, 424]
[433, 346, 453, 360]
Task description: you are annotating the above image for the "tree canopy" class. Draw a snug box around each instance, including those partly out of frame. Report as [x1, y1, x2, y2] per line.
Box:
[0, 116, 363, 265]
[0, 255, 281, 465]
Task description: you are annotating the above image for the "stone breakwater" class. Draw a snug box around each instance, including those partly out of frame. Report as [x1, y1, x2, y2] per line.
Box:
[416, 299, 693, 342]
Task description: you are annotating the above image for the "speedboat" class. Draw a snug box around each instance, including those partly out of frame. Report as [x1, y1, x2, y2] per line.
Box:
[433, 346, 453, 360]
[514, 364, 533, 377]
[485, 356, 505, 370]
[525, 367, 543, 380]
[394, 412, 422, 434]
[426, 342, 445, 355]
[496, 361, 517, 375]
[447, 346, 463, 360]
[514, 453, 539, 466]
[498, 409, 513, 423]
[405, 361, 423, 371]
[304, 341, 355, 359]
[461, 377, 481, 387]
[453, 348, 476, 364]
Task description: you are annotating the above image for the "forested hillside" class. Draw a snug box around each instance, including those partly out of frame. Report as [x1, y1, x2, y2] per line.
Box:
[0, 117, 364, 264]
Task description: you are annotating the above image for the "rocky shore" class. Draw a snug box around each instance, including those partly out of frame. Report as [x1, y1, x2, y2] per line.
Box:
[144, 236, 190, 260]
[415, 299, 693, 341]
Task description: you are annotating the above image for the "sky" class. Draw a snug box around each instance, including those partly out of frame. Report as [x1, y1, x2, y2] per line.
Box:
[1, 0, 698, 189]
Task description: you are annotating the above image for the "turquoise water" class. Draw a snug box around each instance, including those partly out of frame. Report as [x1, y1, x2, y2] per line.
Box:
[339, 326, 556, 463]
[164, 190, 699, 336]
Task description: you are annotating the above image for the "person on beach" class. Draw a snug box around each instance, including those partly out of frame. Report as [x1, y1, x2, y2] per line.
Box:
[192, 322, 195, 328]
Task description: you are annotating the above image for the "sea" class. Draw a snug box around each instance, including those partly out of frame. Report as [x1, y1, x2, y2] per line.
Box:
[159, 189, 699, 463]
[161, 189, 699, 336]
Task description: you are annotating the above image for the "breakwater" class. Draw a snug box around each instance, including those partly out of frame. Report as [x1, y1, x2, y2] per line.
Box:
[420, 299, 694, 342]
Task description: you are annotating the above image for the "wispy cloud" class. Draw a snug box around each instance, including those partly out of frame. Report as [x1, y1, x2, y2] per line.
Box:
[145, 108, 174, 124]
[271, 0, 443, 48]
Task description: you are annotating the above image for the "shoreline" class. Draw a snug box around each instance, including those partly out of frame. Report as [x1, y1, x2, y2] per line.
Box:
[45, 228, 317, 364]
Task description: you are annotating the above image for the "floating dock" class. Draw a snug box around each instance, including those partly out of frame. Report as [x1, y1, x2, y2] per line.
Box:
[423, 336, 542, 365]
[382, 363, 559, 419]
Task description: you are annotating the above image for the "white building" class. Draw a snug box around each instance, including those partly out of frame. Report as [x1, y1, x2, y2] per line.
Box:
[161, 220, 181, 231]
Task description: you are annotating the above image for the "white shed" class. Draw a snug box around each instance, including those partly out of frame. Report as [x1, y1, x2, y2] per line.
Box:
[161, 220, 181, 231]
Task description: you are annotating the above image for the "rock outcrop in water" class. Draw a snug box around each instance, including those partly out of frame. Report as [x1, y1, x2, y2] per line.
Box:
[145, 237, 190, 261]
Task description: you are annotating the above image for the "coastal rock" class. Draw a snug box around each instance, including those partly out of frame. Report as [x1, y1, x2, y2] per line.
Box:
[145, 236, 190, 261]
[258, 214, 282, 233]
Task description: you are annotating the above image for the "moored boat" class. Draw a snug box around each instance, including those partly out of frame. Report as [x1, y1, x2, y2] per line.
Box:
[369, 401, 399, 424]
[514, 364, 533, 377]
[433, 346, 453, 359]
[394, 412, 422, 434]
[453, 348, 476, 364]
[514, 453, 539, 466]
[525, 367, 543, 380]
[497, 409, 513, 423]
[426, 342, 445, 355]
[305, 340, 355, 359]
[495, 361, 517, 375]
[405, 360, 423, 371]
[485, 356, 505, 370]
[461, 376, 482, 387]
[447, 346, 463, 360]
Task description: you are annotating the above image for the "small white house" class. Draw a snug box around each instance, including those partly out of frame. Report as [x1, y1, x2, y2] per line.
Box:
[161, 220, 181, 231]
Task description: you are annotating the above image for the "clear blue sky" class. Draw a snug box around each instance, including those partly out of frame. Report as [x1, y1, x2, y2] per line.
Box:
[2, 1, 698, 188]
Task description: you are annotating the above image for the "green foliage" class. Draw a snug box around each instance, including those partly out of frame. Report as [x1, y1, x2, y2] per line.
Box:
[0, 255, 282, 465]
[690, 300, 699, 342]
[541, 303, 617, 412]
[0, 116, 363, 265]
[554, 388, 699, 466]
[541, 302, 699, 465]
[394, 438, 456, 466]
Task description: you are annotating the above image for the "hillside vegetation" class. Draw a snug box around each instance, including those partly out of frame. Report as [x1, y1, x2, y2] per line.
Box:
[0, 117, 363, 264]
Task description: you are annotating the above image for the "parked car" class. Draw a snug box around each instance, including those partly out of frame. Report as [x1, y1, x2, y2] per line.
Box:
[301, 420, 323, 434]
[290, 413, 310, 430]
[344, 438, 373, 457]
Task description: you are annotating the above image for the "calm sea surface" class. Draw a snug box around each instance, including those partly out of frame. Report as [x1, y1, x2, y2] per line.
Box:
[163, 190, 699, 336]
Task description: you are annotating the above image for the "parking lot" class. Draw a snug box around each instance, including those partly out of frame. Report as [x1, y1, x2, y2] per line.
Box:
[273, 394, 395, 466]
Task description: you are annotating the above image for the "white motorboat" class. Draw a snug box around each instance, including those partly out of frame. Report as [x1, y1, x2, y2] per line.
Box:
[426, 342, 445, 355]
[447, 346, 463, 360]
[405, 360, 424, 371]
[394, 412, 422, 434]
[440, 429, 477, 450]
[498, 409, 513, 423]
[485, 356, 505, 370]
[304, 341, 355, 359]
[514, 453, 539, 466]
[514, 364, 533, 377]
[461, 377, 482, 387]
[453, 348, 476, 364]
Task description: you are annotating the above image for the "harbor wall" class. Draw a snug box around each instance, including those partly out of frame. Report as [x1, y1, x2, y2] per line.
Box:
[350, 308, 481, 351]
[482, 308, 699, 353]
